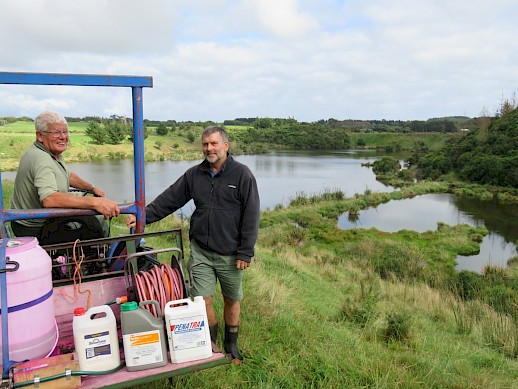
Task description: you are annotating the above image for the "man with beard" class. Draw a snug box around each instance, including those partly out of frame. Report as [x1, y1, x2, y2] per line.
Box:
[127, 126, 260, 363]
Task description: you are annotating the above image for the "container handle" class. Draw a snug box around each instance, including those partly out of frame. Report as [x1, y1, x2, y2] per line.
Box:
[0, 257, 19, 273]
[139, 300, 162, 317]
[164, 298, 192, 310]
[87, 305, 114, 320]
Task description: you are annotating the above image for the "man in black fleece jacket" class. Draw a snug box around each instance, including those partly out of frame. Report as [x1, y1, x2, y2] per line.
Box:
[127, 126, 260, 363]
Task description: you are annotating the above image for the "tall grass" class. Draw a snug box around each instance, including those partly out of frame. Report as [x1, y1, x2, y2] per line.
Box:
[123, 185, 518, 388]
[4, 167, 518, 387]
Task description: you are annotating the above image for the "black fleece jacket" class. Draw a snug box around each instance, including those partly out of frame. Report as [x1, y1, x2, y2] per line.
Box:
[145, 155, 260, 262]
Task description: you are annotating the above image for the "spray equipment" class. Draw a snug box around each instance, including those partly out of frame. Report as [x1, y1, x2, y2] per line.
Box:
[123, 247, 188, 317]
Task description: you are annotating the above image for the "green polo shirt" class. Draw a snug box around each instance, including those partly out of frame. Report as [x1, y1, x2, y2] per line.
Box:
[11, 141, 70, 228]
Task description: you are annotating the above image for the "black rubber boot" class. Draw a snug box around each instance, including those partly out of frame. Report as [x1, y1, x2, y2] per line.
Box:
[224, 324, 243, 364]
[209, 323, 219, 344]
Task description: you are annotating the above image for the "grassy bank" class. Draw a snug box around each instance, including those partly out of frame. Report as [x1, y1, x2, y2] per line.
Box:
[112, 182, 517, 388]
[2, 179, 518, 387]
[0, 121, 455, 171]
[347, 131, 454, 151]
[0, 121, 202, 171]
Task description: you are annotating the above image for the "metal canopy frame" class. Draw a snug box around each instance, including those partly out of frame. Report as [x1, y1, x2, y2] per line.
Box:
[0, 71, 153, 235]
[0, 71, 153, 378]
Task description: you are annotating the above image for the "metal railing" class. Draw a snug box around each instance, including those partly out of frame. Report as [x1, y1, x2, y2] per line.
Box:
[0, 71, 153, 378]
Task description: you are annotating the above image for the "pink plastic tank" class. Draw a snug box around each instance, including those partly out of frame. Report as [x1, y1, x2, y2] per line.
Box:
[0, 237, 56, 361]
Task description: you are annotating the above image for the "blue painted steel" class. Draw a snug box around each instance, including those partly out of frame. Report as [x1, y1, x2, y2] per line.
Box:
[0, 239, 9, 378]
[0, 71, 152, 377]
[132, 87, 146, 234]
[0, 72, 152, 88]
[0, 71, 152, 232]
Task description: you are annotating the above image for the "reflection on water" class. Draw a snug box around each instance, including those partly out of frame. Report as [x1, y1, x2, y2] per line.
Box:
[338, 194, 518, 273]
[454, 196, 518, 247]
[3, 151, 390, 211]
[455, 233, 517, 273]
[3, 151, 515, 273]
[1, 150, 393, 213]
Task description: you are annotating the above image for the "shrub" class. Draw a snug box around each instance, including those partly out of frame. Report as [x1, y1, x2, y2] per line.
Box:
[156, 122, 169, 136]
[382, 311, 411, 342]
[338, 280, 380, 327]
[85, 121, 106, 145]
[482, 285, 518, 317]
[453, 270, 483, 300]
[372, 157, 401, 175]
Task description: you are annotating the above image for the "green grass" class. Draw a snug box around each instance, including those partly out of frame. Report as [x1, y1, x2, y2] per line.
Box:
[348, 132, 455, 151]
[3, 122, 518, 387]
[112, 184, 518, 389]
[3, 177, 518, 387]
[0, 120, 35, 133]
[0, 121, 202, 171]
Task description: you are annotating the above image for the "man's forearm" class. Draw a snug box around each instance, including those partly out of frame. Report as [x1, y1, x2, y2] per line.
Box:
[69, 172, 94, 192]
[42, 192, 98, 209]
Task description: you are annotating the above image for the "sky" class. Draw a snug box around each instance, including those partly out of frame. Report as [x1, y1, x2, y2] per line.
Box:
[0, 0, 517, 122]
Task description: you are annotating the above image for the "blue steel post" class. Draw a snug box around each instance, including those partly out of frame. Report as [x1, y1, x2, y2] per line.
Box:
[0, 72, 152, 378]
[132, 87, 146, 233]
[0, 171, 4, 238]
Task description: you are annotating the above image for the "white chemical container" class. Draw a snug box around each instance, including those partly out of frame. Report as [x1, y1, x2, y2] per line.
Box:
[164, 296, 212, 363]
[73, 305, 121, 371]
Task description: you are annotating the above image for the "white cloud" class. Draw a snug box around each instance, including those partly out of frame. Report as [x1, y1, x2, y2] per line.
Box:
[248, 0, 319, 38]
[0, 0, 517, 121]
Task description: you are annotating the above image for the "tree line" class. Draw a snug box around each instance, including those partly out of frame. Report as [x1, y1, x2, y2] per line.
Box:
[417, 108, 518, 188]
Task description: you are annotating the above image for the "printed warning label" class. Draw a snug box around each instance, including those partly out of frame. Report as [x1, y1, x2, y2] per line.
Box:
[123, 330, 164, 367]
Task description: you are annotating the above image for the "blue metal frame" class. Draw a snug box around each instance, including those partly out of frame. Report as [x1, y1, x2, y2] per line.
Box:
[0, 71, 153, 234]
[0, 71, 153, 377]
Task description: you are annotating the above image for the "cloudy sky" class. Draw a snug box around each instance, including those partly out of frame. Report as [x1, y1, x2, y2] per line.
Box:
[1, 0, 516, 122]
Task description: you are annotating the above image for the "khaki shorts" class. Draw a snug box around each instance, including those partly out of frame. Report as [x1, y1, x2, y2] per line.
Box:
[188, 239, 243, 301]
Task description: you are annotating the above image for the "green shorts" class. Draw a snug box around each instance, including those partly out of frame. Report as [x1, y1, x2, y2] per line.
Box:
[188, 239, 243, 301]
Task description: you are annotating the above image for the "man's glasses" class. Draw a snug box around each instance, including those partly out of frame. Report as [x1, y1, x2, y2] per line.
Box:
[44, 130, 69, 137]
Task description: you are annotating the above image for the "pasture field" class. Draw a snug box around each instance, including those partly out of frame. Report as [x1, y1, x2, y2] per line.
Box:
[0, 120, 201, 171]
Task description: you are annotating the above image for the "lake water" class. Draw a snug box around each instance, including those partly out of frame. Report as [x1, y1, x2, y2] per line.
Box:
[2, 150, 516, 272]
[338, 193, 518, 272]
[2, 150, 393, 210]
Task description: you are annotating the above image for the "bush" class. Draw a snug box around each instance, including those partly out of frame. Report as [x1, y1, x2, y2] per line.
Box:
[372, 157, 401, 175]
[85, 121, 106, 145]
[338, 281, 380, 327]
[156, 122, 169, 136]
[382, 311, 411, 342]
[453, 270, 483, 300]
[371, 254, 406, 280]
[482, 285, 518, 317]
[105, 120, 129, 144]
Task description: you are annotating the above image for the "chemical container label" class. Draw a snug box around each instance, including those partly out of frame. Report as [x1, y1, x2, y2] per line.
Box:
[123, 330, 164, 367]
[169, 314, 208, 350]
[84, 331, 112, 360]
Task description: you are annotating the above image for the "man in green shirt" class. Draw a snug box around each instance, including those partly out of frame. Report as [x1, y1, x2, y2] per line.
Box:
[10, 111, 120, 240]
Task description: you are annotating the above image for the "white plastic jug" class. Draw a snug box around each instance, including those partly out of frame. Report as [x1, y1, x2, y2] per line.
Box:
[164, 296, 212, 363]
[73, 305, 121, 371]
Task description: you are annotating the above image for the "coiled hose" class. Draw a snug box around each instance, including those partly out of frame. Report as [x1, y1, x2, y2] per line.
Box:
[134, 263, 185, 317]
